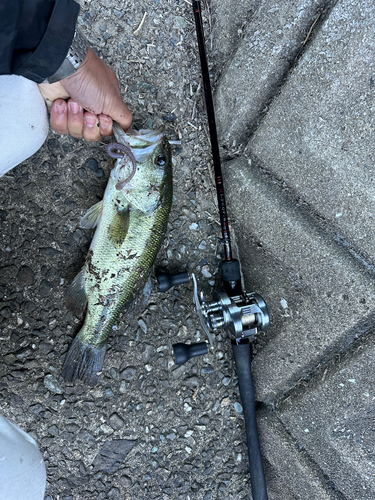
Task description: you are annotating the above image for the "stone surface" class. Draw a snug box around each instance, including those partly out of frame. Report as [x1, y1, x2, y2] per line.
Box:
[248, 0, 375, 262]
[211, 0, 259, 63]
[214, 0, 328, 147]
[278, 334, 375, 499]
[93, 440, 136, 473]
[258, 411, 338, 500]
[216, 0, 375, 496]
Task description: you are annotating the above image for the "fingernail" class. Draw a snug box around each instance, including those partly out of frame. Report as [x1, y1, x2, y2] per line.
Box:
[85, 115, 96, 128]
[69, 101, 81, 114]
[55, 102, 65, 114]
[100, 116, 111, 130]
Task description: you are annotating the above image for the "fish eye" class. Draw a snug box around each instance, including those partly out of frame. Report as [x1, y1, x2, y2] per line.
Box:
[155, 154, 166, 166]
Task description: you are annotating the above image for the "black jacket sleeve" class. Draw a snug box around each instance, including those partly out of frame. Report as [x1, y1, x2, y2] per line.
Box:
[0, 0, 80, 83]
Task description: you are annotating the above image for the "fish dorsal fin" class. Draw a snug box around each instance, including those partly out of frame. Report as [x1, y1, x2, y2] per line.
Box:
[108, 207, 130, 248]
[80, 201, 104, 229]
[66, 268, 87, 316]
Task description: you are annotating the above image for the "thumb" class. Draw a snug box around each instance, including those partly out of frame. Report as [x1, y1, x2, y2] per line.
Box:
[107, 97, 133, 131]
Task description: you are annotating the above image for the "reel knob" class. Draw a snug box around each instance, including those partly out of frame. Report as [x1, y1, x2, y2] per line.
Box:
[172, 342, 208, 365]
[156, 271, 190, 292]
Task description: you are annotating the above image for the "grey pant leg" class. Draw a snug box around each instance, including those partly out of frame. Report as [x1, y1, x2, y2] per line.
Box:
[0, 415, 46, 500]
[0, 75, 49, 177]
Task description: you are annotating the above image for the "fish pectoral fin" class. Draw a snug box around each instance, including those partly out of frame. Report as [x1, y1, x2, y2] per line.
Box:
[80, 200, 104, 229]
[108, 207, 130, 247]
[66, 268, 88, 316]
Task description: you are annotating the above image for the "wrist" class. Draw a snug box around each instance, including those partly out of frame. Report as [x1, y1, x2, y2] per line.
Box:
[45, 29, 89, 84]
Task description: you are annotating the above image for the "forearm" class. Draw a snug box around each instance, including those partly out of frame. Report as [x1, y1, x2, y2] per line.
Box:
[0, 0, 80, 83]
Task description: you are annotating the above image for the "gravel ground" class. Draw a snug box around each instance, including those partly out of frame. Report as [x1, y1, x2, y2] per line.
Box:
[0, 1, 256, 498]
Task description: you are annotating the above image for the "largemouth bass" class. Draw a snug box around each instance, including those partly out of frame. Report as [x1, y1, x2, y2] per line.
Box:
[62, 123, 172, 386]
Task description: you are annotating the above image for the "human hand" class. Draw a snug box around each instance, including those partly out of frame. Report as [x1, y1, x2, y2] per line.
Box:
[38, 47, 132, 141]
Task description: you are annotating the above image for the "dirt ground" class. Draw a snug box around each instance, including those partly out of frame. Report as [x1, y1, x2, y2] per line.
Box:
[0, 0, 255, 498]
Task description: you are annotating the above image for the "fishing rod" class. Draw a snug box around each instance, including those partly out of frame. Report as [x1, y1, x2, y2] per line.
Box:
[157, 2, 270, 499]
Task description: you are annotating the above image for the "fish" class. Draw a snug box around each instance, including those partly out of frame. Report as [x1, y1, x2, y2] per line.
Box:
[61, 122, 173, 386]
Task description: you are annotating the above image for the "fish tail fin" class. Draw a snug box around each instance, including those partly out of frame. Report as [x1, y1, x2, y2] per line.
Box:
[61, 336, 107, 387]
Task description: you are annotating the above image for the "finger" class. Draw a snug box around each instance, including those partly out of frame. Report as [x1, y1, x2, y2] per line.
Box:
[98, 114, 113, 137]
[107, 100, 133, 131]
[50, 99, 68, 134]
[38, 82, 70, 111]
[67, 100, 84, 138]
[83, 112, 102, 142]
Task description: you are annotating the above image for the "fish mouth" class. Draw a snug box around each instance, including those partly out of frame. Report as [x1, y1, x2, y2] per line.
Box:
[113, 122, 164, 146]
[112, 122, 166, 164]
[110, 122, 168, 191]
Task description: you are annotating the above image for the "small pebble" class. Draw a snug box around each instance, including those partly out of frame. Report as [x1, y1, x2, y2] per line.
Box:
[201, 265, 212, 278]
[184, 403, 192, 412]
[109, 413, 124, 430]
[44, 374, 63, 395]
[138, 318, 147, 333]
[120, 366, 137, 380]
[174, 15, 187, 29]
[234, 402, 243, 413]
[280, 298, 288, 309]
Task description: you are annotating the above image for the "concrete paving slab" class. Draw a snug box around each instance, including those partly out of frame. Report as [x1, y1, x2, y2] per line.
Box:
[258, 411, 340, 499]
[211, 0, 259, 63]
[213, 0, 375, 496]
[222, 156, 375, 402]
[214, 0, 328, 147]
[248, 0, 375, 263]
[278, 334, 375, 499]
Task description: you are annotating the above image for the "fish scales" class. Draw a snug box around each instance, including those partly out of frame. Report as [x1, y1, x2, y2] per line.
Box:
[83, 189, 171, 340]
[62, 124, 172, 386]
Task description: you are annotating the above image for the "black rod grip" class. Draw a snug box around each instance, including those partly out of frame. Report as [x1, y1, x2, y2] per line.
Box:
[232, 339, 268, 500]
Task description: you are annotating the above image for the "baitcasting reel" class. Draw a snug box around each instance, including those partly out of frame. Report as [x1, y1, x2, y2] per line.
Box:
[198, 284, 269, 340]
[156, 263, 269, 365]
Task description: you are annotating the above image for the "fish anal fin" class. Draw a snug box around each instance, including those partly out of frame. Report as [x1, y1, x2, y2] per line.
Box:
[66, 268, 87, 316]
[80, 201, 104, 229]
[61, 336, 107, 386]
[108, 208, 129, 247]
